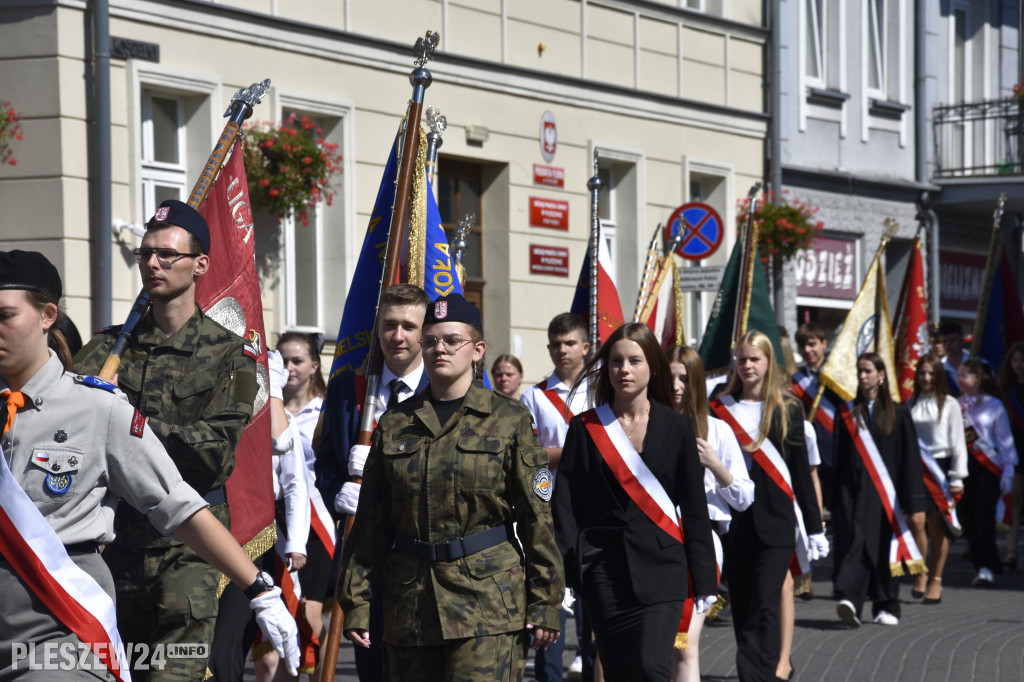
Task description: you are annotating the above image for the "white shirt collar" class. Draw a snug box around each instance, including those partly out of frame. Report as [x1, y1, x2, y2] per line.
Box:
[381, 361, 425, 401]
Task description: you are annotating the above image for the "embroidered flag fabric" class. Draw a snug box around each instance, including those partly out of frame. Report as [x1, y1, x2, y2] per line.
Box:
[571, 222, 625, 347]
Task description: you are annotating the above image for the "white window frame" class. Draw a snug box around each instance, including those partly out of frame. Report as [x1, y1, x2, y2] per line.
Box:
[866, 0, 887, 99]
[590, 141, 645, 319]
[139, 93, 188, 218]
[274, 89, 357, 337]
[804, 0, 826, 88]
[947, 2, 972, 172]
[129, 62, 222, 228]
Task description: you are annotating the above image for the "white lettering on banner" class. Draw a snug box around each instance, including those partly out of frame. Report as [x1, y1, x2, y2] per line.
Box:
[226, 177, 254, 244]
[795, 237, 856, 300]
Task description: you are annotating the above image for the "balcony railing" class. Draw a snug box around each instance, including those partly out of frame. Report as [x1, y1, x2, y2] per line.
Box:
[933, 97, 1024, 178]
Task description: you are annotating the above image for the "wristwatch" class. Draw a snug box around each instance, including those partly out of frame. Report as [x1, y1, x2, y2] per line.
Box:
[243, 570, 275, 599]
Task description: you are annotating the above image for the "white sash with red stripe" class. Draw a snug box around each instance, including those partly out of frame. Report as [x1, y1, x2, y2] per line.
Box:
[309, 492, 336, 558]
[917, 438, 961, 534]
[0, 447, 131, 682]
[676, 531, 723, 648]
[709, 396, 811, 578]
[836, 404, 924, 576]
[962, 406, 1012, 525]
[791, 371, 835, 433]
[580, 405, 683, 544]
[540, 376, 576, 425]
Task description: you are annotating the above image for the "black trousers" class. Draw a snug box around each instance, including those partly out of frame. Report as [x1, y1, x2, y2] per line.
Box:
[724, 534, 791, 682]
[833, 538, 900, 620]
[582, 549, 683, 682]
[962, 458, 1002, 573]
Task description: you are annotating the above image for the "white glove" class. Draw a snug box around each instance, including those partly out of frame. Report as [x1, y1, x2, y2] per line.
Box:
[334, 481, 361, 516]
[348, 444, 371, 478]
[1001, 469, 1015, 497]
[250, 587, 299, 676]
[267, 350, 287, 401]
[560, 588, 576, 615]
[272, 429, 294, 457]
[808, 532, 830, 560]
[694, 595, 717, 615]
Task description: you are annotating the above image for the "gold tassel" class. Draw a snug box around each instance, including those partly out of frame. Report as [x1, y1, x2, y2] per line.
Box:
[705, 590, 728, 621]
[904, 558, 927, 576]
[793, 572, 812, 596]
[217, 522, 278, 597]
[406, 124, 428, 289]
[674, 632, 688, 650]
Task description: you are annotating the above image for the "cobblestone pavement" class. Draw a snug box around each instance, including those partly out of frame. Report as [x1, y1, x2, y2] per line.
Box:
[247, 536, 1024, 681]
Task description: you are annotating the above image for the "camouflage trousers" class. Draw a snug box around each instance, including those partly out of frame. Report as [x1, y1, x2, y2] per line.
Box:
[383, 630, 530, 682]
[105, 540, 220, 682]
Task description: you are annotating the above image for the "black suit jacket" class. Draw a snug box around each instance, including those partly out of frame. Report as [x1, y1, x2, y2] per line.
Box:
[723, 396, 822, 548]
[552, 401, 717, 604]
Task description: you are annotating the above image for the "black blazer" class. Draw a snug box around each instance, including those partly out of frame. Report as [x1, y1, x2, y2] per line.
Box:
[552, 400, 717, 604]
[725, 396, 822, 548]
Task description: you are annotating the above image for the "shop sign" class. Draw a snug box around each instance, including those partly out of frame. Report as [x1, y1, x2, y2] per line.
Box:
[939, 251, 987, 313]
[529, 245, 570, 277]
[795, 236, 858, 300]
[529, 197, 569, 230]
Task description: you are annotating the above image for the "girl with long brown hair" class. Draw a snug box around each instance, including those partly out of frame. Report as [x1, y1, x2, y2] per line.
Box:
[553, 324, 717, 681]
[908, 353, 967, 603]
[666, 346, 752, 682]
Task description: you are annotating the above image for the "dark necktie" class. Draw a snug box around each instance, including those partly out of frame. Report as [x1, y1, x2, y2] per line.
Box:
[386, 379, 405, 411]
[2, 390, 26, 436]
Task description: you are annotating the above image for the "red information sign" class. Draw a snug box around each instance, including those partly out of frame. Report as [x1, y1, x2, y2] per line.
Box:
[529, 197, 569, 230]
[939, 250, 987, 314]
[529, 244, 570, 277]
[794, 236, 858, 300]
[534, 164, 565, 188]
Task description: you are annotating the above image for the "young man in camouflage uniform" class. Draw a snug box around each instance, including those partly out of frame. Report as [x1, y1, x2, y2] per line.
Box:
[339, 293, 564, 681]
[74, 199, 257, 681]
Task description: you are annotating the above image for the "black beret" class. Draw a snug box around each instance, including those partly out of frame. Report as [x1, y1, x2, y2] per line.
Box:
[147, 199, 211, 254]
[424, 293, 483, 334]
[0, 250, 62, 302]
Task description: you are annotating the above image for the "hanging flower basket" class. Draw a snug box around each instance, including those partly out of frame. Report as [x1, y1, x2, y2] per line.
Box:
[737, 190, 824, 264]
[243, 114, 343, 225]
[1, 98, 23, 167]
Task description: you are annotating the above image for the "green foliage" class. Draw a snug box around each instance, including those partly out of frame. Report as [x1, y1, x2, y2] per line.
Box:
[243, 113, 343, 225]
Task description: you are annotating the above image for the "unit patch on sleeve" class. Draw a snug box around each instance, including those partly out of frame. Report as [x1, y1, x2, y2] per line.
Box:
[532, 468, 553, 501]
[130, 409, 146, 438]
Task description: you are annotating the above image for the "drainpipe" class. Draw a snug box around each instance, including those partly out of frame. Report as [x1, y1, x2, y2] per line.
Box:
[769, 0, 784, 325]
[92, 0, 112, 328]
[914, 0, 938, 326]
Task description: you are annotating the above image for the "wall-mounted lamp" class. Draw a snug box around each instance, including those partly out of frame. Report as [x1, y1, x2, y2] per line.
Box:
[466, 125, 490, 144]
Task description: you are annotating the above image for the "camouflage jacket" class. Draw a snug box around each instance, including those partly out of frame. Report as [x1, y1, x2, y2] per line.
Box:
[74, 305, 256, 548]
[338, 383, 565, 645]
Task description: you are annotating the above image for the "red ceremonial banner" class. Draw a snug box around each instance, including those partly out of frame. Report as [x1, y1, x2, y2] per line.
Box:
[195, 142, 274, 549]
[894, 238, 929, 401]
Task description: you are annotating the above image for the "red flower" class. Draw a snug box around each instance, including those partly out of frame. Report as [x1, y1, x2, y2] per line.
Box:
[269, 188, 280, 198]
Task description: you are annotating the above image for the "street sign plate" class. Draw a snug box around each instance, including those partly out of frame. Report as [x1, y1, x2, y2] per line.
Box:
[666, 202, 724, 261]
[677, 266, 726, 292]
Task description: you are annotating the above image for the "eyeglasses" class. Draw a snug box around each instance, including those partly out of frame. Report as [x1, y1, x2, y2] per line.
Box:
[420, 335, 473, 353]
[133, 248, 200, 267]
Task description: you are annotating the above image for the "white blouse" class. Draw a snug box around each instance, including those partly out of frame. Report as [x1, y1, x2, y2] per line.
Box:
[910, 393, 969, 486]
[271, 417, 311, 556]
[705, 416, 756, 534]
[959, 394, 1019, 473]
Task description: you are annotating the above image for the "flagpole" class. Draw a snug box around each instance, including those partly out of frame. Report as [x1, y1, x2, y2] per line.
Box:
[638, 227, 682, 325]
[587, 151, 602, 354]
[96, 79, 270, 381]
[969, 193, 1007, 357]
[424, 105, 446, 193]
[321, 32, 438, 682]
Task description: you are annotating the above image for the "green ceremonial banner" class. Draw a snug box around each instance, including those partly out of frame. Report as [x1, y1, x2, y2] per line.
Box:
[698, 237, 784, 372]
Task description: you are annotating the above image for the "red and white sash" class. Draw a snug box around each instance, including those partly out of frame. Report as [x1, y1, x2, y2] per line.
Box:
[0, 448, 131, 682]
[916, 437, 961, 534]
[676, 532, 723, 649]
[310, 493, 336, 558]
[540, 376, 576, 425]
[836, 404, 924, 576]
[580, 405, 683, 544]
[962, 405, 1012, 525]
[254, 541, 318, 671]
[710, 396, 811, 579]
[791, 371, 835, 433]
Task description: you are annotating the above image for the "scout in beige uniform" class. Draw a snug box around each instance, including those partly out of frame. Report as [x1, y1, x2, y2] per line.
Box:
[0, 251, 299, 680]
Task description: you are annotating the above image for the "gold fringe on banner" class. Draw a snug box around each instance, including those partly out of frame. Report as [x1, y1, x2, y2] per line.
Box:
[406, 124, 429, 289]
[672, 259, 685, 345]
[793, 572, 812, 596]
[891, 558, 927, 577]
[216, 522, 277, 598]
[674, 632, 688, 650]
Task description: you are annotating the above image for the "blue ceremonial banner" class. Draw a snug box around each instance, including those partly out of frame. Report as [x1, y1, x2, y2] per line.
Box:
[328, 136, 463, 382]
[975, 252, 1024, 372]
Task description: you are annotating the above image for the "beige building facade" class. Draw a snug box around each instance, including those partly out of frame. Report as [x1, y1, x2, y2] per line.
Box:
[1, 0, 767, 383]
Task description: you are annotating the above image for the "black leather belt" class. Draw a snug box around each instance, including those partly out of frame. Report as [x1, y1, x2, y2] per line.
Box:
[64, 542, 100, 555]
[203, 486, 227, 506]
[394, 525, 511, 562]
